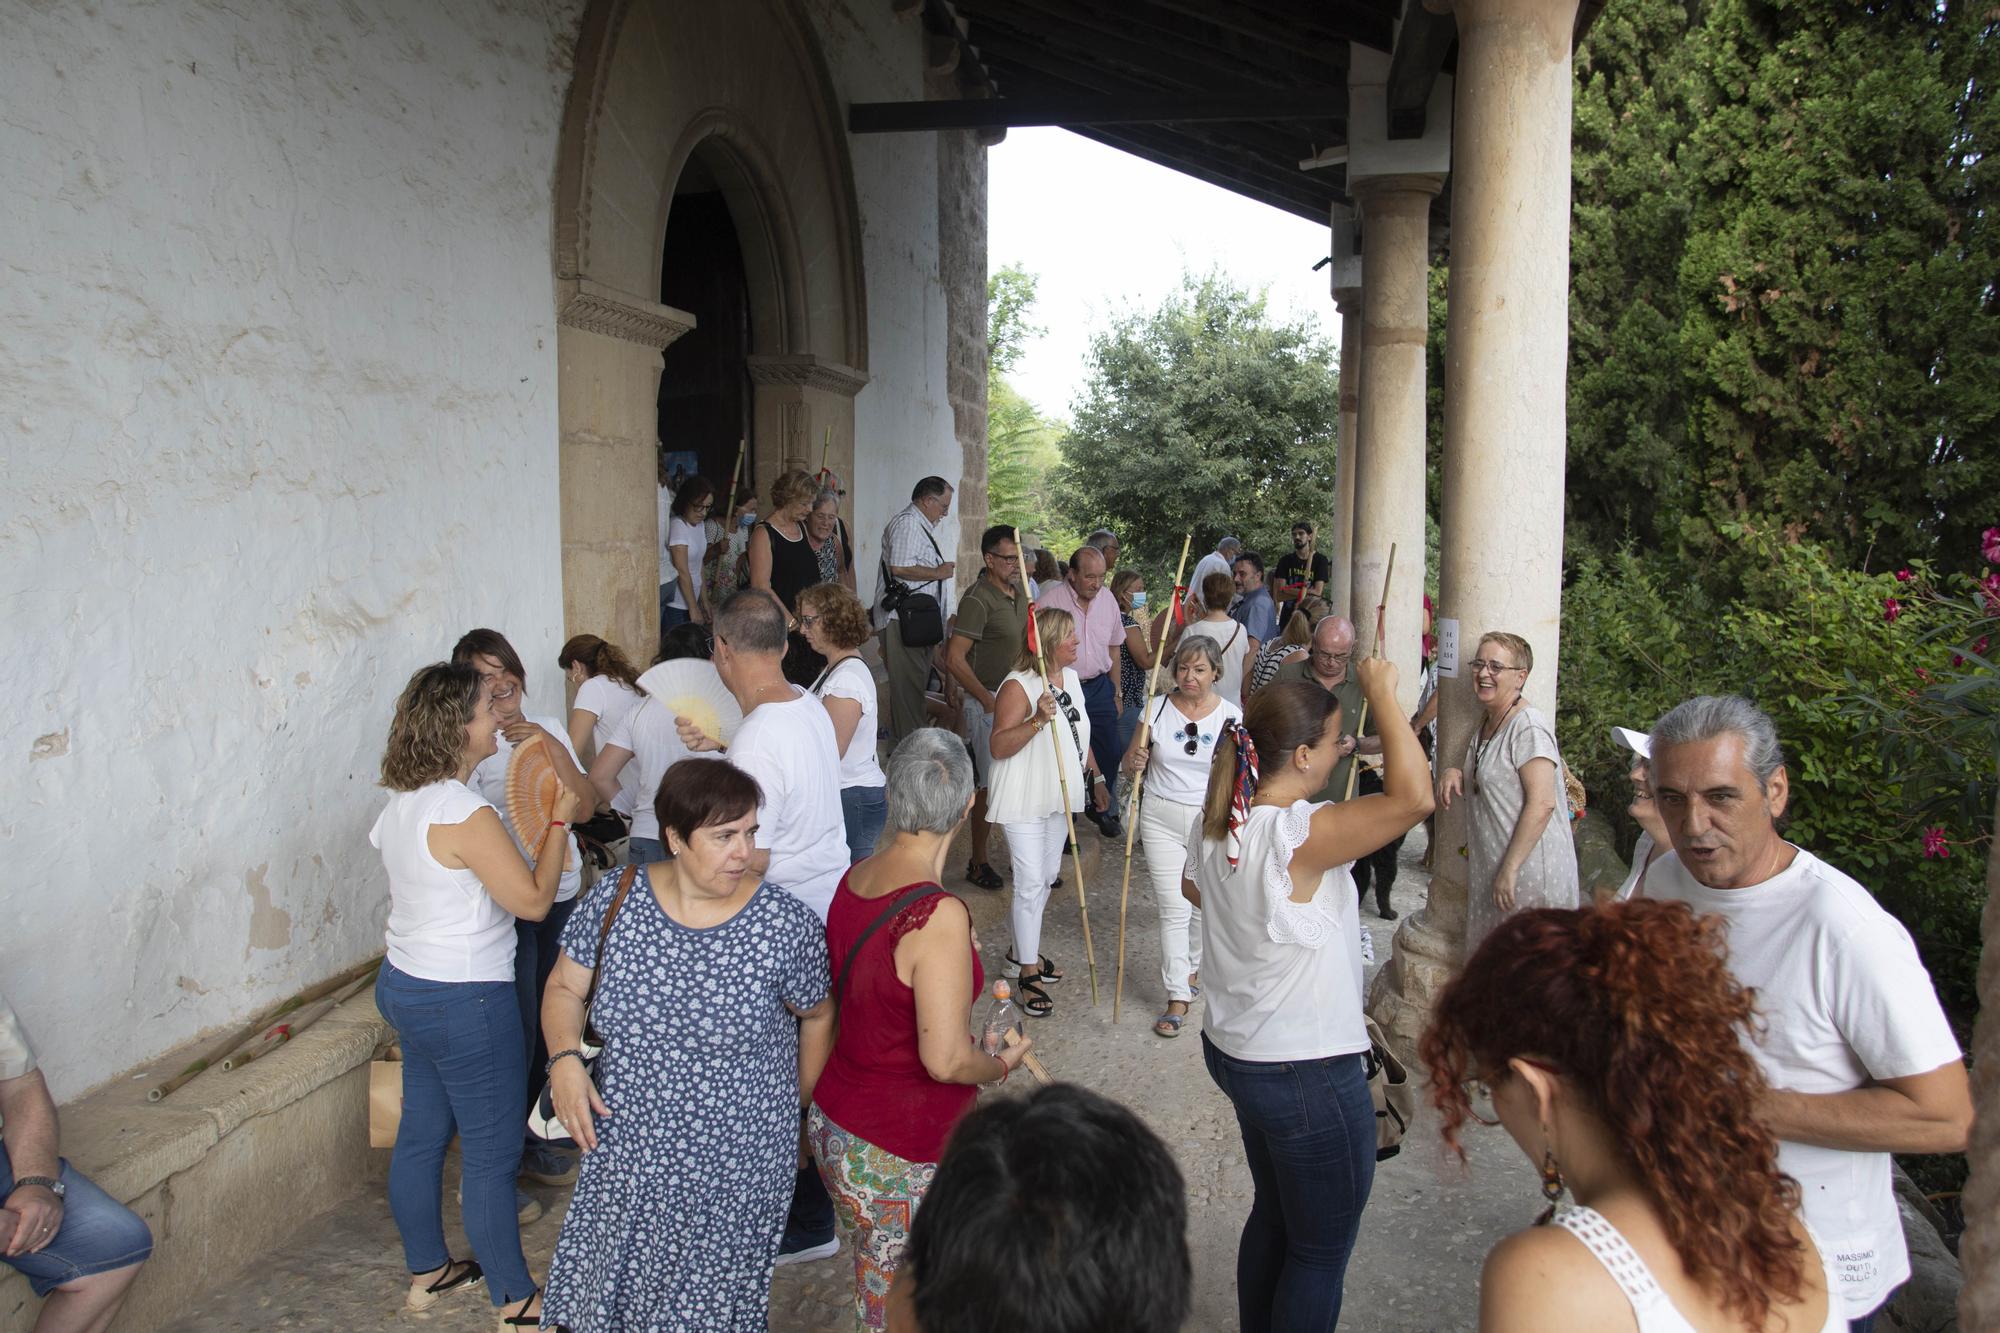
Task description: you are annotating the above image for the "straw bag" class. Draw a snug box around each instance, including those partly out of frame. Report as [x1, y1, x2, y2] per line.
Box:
[1365, 1018, 1414, 1161]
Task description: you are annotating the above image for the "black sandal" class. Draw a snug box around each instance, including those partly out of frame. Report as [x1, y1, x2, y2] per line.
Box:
[500, 1287, 542, 1328]
[1014, 974, 1054, 1017]
[1007, 953, 1062, 984]
[964, 860, 1003, 890]
[405, 1258, 483, 1312]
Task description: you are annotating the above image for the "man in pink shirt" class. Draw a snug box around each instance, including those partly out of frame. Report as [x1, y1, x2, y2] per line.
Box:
[1036, 545, 1127, 838]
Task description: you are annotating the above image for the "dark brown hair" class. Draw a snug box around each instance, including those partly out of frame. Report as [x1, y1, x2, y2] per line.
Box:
[451, 628, 527, 692]
[1200, 570, 1234, 610]
[1421, 900, 1806, 1328]
[670, 475, 716, 521]
[557, 634, 642, 689]
[656, 758, 763, 846]
[1200, 681, 1340, 839]
[380, 662, 482, 791]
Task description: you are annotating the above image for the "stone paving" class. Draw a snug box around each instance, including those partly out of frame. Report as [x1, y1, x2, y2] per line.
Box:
[166, 820, 1540, 1331]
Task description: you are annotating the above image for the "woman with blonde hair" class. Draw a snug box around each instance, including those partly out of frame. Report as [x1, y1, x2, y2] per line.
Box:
[1437, 631, 1580, 950]
[750, 468, 828, 684]
[1420, 899, 1842, 1332]
[799, 582, 888, 862]
[1188, 670, 1432, 1330]
[984, 607, 1112, 1016]
[370, 662, 578, 1327]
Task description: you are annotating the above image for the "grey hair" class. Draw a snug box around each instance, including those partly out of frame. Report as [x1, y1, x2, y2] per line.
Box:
[813, 487, 840, 510]
[714, 588, 789, 655]
[1650, 695, 1786, 790]
[1087, 528, 1117, 548]
[884, 729, 976, 836]
[1172, 635, 1224, 676]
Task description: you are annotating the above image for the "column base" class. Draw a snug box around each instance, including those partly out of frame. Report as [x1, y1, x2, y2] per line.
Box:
[1367, 906, 1459, 1058]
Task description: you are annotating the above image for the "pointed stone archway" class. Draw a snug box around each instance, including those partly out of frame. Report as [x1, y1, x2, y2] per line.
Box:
[552, 0, 869, 653]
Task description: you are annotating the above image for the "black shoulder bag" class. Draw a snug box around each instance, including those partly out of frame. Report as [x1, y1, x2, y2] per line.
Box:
[832, 885, 944, 1026]
[880, 524, 947, 648]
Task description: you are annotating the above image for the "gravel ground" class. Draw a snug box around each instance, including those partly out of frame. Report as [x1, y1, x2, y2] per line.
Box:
[167, 818, 1539, 1331]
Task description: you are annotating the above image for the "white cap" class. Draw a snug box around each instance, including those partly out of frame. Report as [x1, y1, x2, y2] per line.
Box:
[1610, 726, 1651, 760]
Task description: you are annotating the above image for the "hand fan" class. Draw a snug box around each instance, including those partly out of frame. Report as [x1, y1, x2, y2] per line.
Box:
[505, 734, 574, 870]
[637, 658, 743, 749]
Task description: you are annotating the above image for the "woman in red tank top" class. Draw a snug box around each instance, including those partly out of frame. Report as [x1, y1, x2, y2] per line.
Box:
[803, 730, 1034, 1330]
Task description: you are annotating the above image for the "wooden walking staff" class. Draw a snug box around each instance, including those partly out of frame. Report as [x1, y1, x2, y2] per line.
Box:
[720, 437, 747, 527]
[1343, 542, 1397, 802]
[1113, 531, 1193, 1022]
[1013, 527, 1101, 1004]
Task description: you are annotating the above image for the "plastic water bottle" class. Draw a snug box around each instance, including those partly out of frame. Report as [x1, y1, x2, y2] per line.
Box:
[978, 980, 1022, 1056]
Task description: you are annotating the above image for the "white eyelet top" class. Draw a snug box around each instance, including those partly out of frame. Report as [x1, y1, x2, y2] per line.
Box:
[1550, 1204, 1845, 1333]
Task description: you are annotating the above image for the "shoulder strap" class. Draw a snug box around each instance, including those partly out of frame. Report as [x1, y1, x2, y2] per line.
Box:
[583, 864, 638, 1013]
[834, 885, 943, 1016]
[1549, 1206, 1669, 1311]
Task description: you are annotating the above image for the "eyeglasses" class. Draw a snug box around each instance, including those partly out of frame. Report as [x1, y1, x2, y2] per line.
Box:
[1468, 659, 1524, 677]
[1180, 721, 1201, 755]
[1310, 649, 1352, 665]
[1053, 689, 1081, 724]
[798, 614, 821, 629]
[1463, 1079, 1501, 1127]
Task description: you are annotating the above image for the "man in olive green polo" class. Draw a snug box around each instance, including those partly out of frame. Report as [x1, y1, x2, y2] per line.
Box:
[1268, 614, 1380, 803]
[943, 524, 1030, 889]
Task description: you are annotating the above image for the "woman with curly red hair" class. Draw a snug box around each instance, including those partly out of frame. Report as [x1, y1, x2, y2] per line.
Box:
[1420, 898, 1843, 1332]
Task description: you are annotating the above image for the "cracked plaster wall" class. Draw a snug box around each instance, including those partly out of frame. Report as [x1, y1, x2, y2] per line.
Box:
[1, 0, 587, 1099]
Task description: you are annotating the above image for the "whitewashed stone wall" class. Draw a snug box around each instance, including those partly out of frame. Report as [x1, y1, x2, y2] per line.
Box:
[1, 0, 586, 1099]
[803, 0, 963, 595]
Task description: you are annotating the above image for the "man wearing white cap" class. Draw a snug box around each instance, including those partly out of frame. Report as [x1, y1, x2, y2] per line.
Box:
[1610, 726, 1671, 900]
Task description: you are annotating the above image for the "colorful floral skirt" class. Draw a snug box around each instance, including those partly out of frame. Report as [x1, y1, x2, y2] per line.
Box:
[807, 1105, 940, 1331]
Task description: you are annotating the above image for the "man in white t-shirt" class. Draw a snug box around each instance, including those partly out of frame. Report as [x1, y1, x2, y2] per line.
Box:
[1189, 535, 1241, 613]
[675, 589, 847, 922]
[1644, 694, 1970, 1328]
[587, 694, 691, 865]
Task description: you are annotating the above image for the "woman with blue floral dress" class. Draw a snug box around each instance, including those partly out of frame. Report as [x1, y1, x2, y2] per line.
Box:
[538, 758, 833, 1331]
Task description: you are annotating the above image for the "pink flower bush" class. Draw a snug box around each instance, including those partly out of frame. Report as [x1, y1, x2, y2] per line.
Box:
[1883, 597, 1902, 623]
[1983, 571, 2000, 615]
[1983, 526, 2000, 565]
[1922, 827, 1950, 859]
[1895, 567, 1913, 583]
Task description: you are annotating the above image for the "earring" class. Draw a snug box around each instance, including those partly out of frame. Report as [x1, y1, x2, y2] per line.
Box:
[1535, 1146, 1566, 1224]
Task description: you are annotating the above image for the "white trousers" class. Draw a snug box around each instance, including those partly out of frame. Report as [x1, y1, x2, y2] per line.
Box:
[1138, 795, 1204, 1002]
[1002, 811, 1069, 969]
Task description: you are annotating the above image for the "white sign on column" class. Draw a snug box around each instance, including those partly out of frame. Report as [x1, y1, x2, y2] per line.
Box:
[1436, 617, 1460, 677]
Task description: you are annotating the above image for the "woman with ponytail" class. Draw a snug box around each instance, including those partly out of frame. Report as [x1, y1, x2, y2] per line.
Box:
[1420, 899, 1841, 1332]
[559, 634, 645, 820]
[1188, 665, 1432, 1331]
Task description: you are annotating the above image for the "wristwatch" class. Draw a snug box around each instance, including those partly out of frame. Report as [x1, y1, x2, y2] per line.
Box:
[12, 1175, 64, 1199]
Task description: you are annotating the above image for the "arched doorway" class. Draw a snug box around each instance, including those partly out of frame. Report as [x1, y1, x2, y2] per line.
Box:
[658, 146, 755, 497]
[551, 0, 869, 654]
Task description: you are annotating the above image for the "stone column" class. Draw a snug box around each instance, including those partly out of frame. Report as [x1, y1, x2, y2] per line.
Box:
[556, 278, 697, 658]
[1329, 286, 1362, 620]
[1368, 0, 1579, 1053]
[1350, 175, 1440, 715]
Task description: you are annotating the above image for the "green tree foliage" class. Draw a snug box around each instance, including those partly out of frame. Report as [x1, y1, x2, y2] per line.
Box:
[1052, 270, 1339, 577]
[985, 264, 1078, 551]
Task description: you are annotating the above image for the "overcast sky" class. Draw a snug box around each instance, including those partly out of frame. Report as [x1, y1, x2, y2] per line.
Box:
[986, 127, 1341, 421]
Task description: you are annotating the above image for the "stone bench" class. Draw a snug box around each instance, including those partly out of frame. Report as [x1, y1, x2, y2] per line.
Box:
[0, 991, 388, 1332]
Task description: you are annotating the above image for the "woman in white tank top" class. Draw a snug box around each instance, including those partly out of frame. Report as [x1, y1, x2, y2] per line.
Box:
[1420, 898, 1843, 1333]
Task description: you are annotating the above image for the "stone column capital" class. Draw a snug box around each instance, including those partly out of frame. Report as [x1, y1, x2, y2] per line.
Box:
[1333, 285, 1364, 316]
[1351, 172, 1446, 214]
[1438, 0, 1581, 38]
[556, 277, 697, 349]
[744, 353, 870, 398]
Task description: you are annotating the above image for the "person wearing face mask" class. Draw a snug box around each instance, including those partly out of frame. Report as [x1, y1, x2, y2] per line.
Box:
[1420, 899, 1848, 1333]
[1118, 637, 1239, 1039]
[370, 662, 579, 1326]
[1436, 632, 1579, 951]
[451, 629, 598, 1194]
[1608, 726, 1670, 901]
[1109, 568, 1165, 753]
[538, 758, 833, 1332]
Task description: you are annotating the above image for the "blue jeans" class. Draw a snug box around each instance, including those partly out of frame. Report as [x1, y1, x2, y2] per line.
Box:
[374, 963, 535, 1305]
[1078, 672, 1121, 814]
[626, 836, 666, 865]
[1202, 1035, 1376, 1332]
[0, 1153, 151, 1296]
[514, 897, 578, 1115]
[840, 785, 888, 864]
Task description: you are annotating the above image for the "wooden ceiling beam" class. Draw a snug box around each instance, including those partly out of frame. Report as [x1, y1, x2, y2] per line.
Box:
[952, 0, 1279, 94]
[1384, 0, 1456, 138]
[1084, 118, 1349, 205]
[851, 90, 1344, 133]
[1073, 126, 1334, 225]
[1136, 0, 1393, 60]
